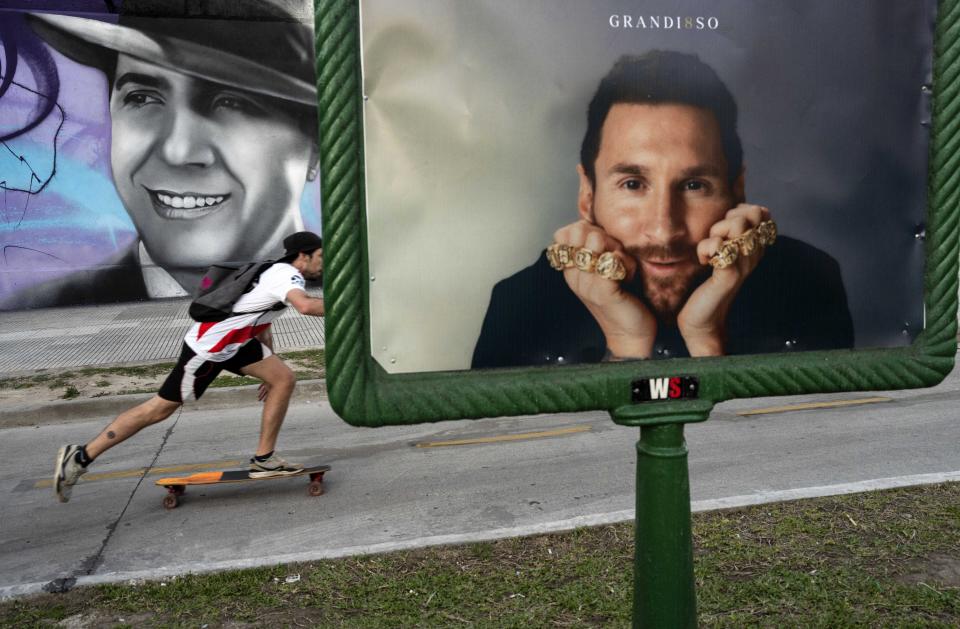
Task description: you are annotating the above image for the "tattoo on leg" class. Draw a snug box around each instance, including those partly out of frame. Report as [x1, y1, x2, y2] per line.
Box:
[107, 431, 116, 440]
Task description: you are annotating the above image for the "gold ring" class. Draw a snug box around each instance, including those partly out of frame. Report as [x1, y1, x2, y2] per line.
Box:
[546, 243, 563, 270]
[574, 247, 597, 272]
[709, 241, 740, 269]
[708, 219, 778, 269]
[756, 220, 777, 246]
[596, 251, 626, 281]
[546, 243, 576, 270]
[736, 229, 759, 256]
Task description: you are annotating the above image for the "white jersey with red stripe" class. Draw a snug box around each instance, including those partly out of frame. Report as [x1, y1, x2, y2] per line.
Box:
[184, 262, 305, 362]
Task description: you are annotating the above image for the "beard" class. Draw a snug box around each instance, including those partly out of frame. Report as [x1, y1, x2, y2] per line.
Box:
[625, 243, 708, 325]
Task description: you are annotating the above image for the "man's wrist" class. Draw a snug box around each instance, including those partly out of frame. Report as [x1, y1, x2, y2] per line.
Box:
[603, 348, 638, 362]
[603, 335, 654, 361]
[680, 333, 725, 357]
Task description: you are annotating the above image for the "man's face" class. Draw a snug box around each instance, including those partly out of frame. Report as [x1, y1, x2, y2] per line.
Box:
[109, 55, 315, 269]
[578, 103, 743, 320]
[300, 248, 323, 280]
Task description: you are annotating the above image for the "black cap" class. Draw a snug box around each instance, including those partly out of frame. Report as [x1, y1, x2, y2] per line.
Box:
[283, 231, 323, 257]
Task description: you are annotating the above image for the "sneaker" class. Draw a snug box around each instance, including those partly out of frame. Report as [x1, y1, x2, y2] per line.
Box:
[249, 453, 304, 478]
[54, 445, 88, 503]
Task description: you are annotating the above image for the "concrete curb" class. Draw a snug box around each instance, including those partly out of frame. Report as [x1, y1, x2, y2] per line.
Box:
[0, 379, 327, 428]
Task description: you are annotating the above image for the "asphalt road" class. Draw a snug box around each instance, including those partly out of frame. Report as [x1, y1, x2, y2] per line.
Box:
[2, 371, 959, 598]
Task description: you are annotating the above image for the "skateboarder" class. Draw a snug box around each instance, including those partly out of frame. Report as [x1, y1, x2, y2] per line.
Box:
[53, 231, 326, 502]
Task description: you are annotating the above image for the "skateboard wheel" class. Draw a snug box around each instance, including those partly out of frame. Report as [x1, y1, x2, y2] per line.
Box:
[308, 481, 324, 497]
[162, 494, 179, 509]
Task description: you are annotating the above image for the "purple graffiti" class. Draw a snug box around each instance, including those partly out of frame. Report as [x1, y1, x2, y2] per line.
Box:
[2, 244, 66, 265]
[0, 13, 66, 230]
[0, 13, 60, 143]
[0, 82, 64, 200]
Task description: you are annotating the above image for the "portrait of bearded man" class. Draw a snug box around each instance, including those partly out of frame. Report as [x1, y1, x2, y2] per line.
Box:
[472, 51, 854, 368]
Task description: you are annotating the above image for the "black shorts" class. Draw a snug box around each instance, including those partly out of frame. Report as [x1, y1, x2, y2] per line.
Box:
[158, 341, 269, 403]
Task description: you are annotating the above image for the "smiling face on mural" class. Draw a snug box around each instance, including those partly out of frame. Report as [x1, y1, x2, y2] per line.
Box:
[108, 54, 316, 271]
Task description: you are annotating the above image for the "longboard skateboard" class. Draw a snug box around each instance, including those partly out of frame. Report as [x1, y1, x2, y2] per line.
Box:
[155, 464, 330, 509]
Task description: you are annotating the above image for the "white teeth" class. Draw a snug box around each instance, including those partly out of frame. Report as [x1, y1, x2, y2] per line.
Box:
[155, 193, 226, 209]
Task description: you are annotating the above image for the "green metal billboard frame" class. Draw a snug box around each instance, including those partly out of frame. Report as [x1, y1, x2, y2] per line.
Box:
[318, 0, 956, 427]
[315, 0, 958, 625]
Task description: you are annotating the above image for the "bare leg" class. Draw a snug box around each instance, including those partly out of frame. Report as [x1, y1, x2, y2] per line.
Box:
[240, 355, 296, 456]
[85, 396, 182, 460]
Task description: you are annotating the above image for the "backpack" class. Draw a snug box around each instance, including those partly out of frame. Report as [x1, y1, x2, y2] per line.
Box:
[188, 260, 285, 322]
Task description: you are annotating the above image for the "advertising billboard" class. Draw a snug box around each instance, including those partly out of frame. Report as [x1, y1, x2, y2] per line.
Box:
[361, 0, 934, 374]
[318, 0, 956, 427]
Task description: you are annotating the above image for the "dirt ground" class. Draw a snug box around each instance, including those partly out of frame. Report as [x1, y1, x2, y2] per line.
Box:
[0, 354, 323, 406]
[0, 370, 167, 405]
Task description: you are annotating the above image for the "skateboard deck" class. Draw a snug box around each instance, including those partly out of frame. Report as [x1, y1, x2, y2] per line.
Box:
[154, 464, 330, 509]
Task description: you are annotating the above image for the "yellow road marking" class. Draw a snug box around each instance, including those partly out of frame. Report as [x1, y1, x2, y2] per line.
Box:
[36, 460, 243, 488]
[415, 425, 592, 448]
[738, 397, 892, 417]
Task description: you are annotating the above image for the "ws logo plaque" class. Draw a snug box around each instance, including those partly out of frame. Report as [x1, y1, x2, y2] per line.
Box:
[633, 377, 700, 402]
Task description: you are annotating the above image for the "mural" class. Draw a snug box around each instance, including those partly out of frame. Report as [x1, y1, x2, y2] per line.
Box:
[0, 0, 320, 311]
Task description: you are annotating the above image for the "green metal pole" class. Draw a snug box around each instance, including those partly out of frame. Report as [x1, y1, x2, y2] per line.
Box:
[634, 422, 697, 628]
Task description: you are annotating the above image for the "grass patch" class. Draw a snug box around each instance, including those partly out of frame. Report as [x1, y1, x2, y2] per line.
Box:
[82, 364, 176, 379]
[209, 375, 261, 388]
[60, 385, 80, 400]
[2, 483, 957, 627]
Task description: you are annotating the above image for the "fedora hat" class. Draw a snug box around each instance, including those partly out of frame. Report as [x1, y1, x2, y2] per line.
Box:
[26, 0, 316, 106]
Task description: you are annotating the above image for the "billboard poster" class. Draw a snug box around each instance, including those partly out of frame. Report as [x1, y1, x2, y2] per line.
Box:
[361, 0, 935, 374]
[0, 0, 321, 311]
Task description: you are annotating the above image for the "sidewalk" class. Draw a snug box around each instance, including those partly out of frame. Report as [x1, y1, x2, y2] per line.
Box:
[0, 297, 325, 376]
[0, 297, 327, 426]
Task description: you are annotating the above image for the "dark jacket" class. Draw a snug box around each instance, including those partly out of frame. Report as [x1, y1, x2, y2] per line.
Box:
[472, 236, 854, 368]
[0, 246, 148, 311]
